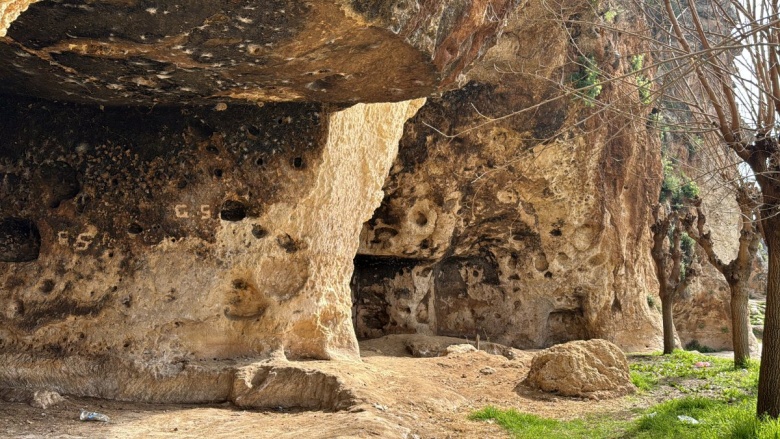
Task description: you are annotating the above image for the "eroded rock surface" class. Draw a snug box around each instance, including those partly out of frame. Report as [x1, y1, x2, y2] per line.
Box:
[0, 0, 517, 105]
[522, 339, 635, 399]
[0, 96, 424, 401]
[353, 1, 664, 351]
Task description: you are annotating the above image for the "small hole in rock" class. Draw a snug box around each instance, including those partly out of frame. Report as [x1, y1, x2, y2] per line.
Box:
[292, 157, 304, 168]
[248, 125, 260, 136]
[276, 234, 299, 253]
[252, 225, 269, 239]
[220, 200, 247, 221]
[206, 145, 219, 154]
[128, 223, 143, 234]
[550, 228, 562, 237]
[544, 271, 553, 279]
[213, 169, 223, 178]
[414, 212, 428, 226]
[39, 279, 55, 294]
[255, 157, 264, 166]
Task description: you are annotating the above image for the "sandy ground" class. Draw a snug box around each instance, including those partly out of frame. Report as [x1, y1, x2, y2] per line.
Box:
[0, 335, 679, 439]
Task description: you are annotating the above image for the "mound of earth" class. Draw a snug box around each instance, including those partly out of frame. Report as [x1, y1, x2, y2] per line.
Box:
[522, 339, 636, 399]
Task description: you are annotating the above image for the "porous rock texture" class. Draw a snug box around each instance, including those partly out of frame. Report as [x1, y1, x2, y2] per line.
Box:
[353, 0, 664, 351]
[0, 0, 520, 403]
[523, 339, 635, 399]
[0, 0, 518, 105]
[0, 95, 424, 400]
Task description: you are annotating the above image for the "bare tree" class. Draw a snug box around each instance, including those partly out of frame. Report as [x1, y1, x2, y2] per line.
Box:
[639, 0, 780, 417]
[651, 205, 700, 354]
[683, 190, 761, 367]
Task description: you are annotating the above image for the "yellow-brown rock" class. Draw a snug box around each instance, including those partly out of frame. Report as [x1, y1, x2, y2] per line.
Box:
[353, 1, 664, 351]
[523, 339, 635, 399]
[0, 97, 423, 401]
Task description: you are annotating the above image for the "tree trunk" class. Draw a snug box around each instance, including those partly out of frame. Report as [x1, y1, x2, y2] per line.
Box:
[730, 283, 751, 368]
[662, 296, 675, 355]
[758, 222, 780, 418]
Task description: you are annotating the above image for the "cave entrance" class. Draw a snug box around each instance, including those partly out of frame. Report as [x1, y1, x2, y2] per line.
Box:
[350, 254, 423, 340]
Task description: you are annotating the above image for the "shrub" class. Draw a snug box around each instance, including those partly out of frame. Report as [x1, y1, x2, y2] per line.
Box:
[572, 55, 603, 106]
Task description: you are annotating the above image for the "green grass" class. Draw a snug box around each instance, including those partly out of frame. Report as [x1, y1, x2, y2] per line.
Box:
[751, 301, 766, 326]
[470, 406, 625, 438]
[628, 397, 780, 438]
[473, 399, 780, 438]
[629, 350, 758, 399]
[472, 351, 775, 438]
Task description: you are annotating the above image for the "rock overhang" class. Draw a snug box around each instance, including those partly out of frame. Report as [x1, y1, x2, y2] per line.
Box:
[0, 0, 519, 106]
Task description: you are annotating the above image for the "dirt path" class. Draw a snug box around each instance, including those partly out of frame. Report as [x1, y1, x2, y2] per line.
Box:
[1, 335, 663, 438]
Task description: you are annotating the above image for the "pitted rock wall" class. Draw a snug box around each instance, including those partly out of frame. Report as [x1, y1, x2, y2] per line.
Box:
[353, 1, 664, 351]
[0, 97, 424, 401]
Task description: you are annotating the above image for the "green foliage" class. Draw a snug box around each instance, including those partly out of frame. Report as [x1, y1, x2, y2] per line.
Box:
[637, 76, 652, 104]
[630, 54, 645, 72]
[680, 179, 700, 199]
[750, 301, 766, 326]
[628, 397, 780, 438]
[572, 55, 603, 107]
[629, 54, 652, 104]
[472, 397, 780, 439]
[603, 9, 618, 23]
[680, 232, 696, 262]
[687, 135, 703, 157]
[631, 371, 656, 392]
[660, 157, 699, 209]
[647, 294, 657, 309]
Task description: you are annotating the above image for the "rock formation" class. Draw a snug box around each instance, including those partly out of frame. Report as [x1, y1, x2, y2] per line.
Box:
[523, 339, 635, 399]
[0, 0, 519, 402]
[0, 94, 426, 400]
[353, 1, 664, 351]
[1, 0, 681, 405]
[0, 0, 517, 105]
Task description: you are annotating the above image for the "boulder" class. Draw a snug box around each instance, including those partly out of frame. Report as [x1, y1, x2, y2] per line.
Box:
[522, 339, 635, 399]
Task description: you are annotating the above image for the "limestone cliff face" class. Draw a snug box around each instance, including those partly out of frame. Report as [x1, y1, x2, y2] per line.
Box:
[0, 0, 673, 404]
[0, 96, 423, 400]
[0, 0, 517, 105]
[0, 0, 515, 402]
[353, 2, 664, 351]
